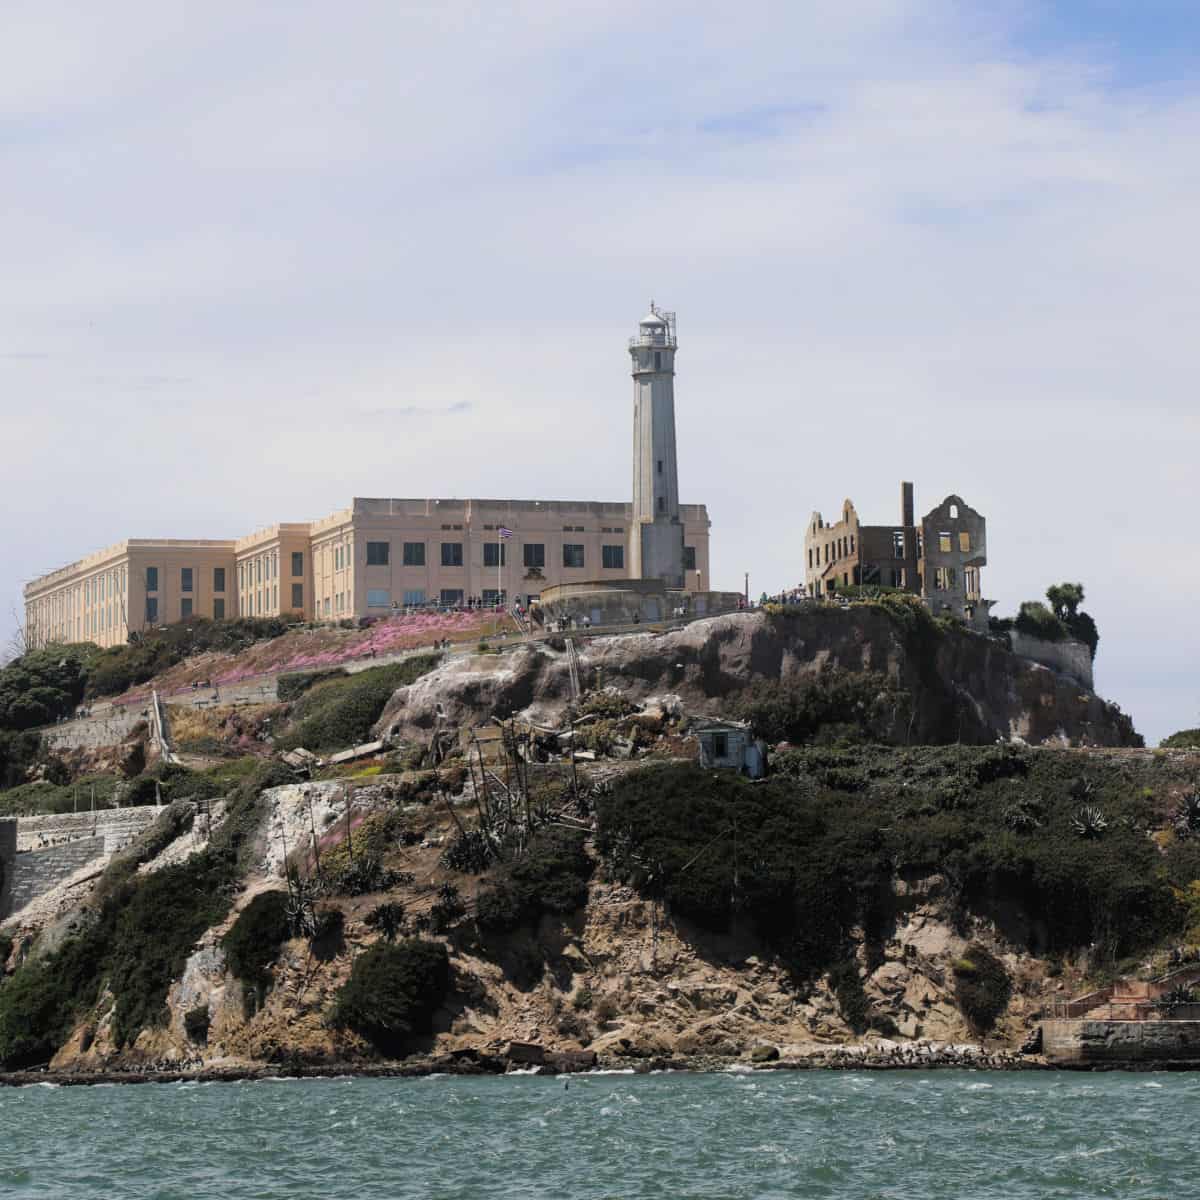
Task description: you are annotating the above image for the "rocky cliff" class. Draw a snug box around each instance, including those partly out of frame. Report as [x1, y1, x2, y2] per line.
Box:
[377, 607, 1137, 748]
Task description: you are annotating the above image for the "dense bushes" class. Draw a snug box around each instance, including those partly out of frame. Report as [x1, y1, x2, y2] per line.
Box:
[953, 944, 1012, 1031]
[0, 646, 90, 731]
[223, 891, 293, 1012]
[732, 669, 909, 745]
[276, 657, 438, 752]
[331, 939, 449, 1056]
[1010, 584, 1100, 661]
[475, 828, 592, 932]
[596, 751, 1188, 983]
[1162, 730, 1200, 750]
[0, 729, 42, 791]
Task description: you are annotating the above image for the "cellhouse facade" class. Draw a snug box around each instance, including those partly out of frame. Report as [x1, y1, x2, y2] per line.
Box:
[23, 305, 711, 648]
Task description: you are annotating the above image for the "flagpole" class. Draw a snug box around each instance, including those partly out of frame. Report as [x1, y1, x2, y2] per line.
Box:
[497, 531, 501, 611]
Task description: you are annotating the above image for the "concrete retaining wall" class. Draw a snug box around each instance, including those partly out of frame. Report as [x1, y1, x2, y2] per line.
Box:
[1043, 1018, 1200, 1064]
[16, 807, 160, 854]
[1010, 633, 1094, 691]
[6, 837, 107, 916]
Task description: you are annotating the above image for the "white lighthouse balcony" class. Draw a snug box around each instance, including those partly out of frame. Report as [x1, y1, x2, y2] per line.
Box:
[628, 330, 676, 349]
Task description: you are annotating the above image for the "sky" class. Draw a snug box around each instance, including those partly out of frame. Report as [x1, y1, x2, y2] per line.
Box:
[2, 1, 1198, 744]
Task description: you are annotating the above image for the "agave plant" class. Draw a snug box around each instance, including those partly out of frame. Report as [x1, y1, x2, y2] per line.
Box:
[1071, 805, 1109, 839]
[1173, 793, 1200, 839]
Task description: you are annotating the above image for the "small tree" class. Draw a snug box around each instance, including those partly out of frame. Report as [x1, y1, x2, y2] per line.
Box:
[1045, 582, 1099, 661]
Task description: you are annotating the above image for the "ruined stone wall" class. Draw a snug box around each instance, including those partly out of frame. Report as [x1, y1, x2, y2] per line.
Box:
[1009, 632, 1094, 692]
[1043, 1018, 1200, 1064]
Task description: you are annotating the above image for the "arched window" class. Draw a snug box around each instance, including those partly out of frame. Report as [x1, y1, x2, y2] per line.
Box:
[949, 504, 959, 518]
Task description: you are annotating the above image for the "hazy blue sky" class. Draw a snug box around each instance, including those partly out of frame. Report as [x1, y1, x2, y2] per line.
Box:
[2, 2, 1198, 743]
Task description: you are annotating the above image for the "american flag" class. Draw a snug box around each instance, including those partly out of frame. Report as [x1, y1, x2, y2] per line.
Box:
[498, 527, 514, 539]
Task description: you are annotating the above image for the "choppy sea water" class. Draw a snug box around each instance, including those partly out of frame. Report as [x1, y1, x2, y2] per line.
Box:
[0, 1070, 1191, 1199]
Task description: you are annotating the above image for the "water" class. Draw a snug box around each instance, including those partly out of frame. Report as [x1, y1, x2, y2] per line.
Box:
[0, 1070, 1189, 1199]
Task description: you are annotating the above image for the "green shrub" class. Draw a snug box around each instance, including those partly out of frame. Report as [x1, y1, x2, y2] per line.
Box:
[0, 932, 13, 970]
[0, 645, 90, 731]
[331, 939, 449, 1056]
[1014, 601, 1068, 643]
[0, 729, 43, 791]
[953, 944, 1011, 1031]
[276, 668, 349, 703]
[475, 828, 592, 932]
[276, 658, 438, 752]
[223, 891, 292, 1012]
[731, 669, 909, 746]
[1162, 729, 1200, 750]
[364, 902, 407, 942]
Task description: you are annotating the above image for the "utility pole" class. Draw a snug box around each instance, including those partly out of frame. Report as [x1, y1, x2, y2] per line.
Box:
[744, 572, 749, 608]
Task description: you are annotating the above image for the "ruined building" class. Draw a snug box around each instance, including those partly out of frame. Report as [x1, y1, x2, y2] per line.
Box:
[804, 482, 989, 629]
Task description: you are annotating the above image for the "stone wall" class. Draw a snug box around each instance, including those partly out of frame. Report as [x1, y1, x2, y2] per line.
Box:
[1009, 633, 1094, 691]
[41, 707, 146, 752]
[1042, 1018, 1200, 1064]
[5, 837, 107, 917]
[16, 807, 161, 854]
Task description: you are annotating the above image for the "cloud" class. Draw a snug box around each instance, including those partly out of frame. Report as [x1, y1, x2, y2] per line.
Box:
[2, 2, 1198, 742]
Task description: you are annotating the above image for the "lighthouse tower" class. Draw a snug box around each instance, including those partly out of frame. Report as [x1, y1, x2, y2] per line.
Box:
[628, 304, 685, 588]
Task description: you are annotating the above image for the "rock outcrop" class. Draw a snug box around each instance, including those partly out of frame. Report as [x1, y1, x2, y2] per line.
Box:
[376, 609, 1138, 747]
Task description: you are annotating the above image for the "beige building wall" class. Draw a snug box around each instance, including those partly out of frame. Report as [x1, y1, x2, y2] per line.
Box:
[23, 498, 712, 646]
[24, 540, 236, 650]
[235, 524, 313, 620]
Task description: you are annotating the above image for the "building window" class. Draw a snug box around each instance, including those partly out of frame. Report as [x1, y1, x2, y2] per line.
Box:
[145, 567, 158, 591]
[657, 496, 665, 513]
[959, 532, 971, 553]
[214, 567, 225, 593]
[273, 585, 278, 609]
[523, 543, 545, 569]
[892, 531, 905, 558]
[949, 504, 959, 518]
[403, 542, 425, 566]
[181, 598, 193, 618]
[291, 583, 303, 609]
[180, 567, 193, 593]
[441, 542, 464, 567]
[657, 459, 663, 475]
[917, 532, 924, 558]
[602, 545, 624, 570]
[213, 598, 225, 620]
[938, 532, 952, 553]
[684, 546, 697, 571]
[440, 589, 464, 606]
[711, 732, 728, 758]
[483, 543, 506, 567]
[563, 544, 585, 569]
[335, 546, 341, 571]
[366, 541, 390, 566]
[146, 597, 158, 623]
[291, 552, 304, 576]
[367, 588, 390, 608]
[403, 589, 426, 605]
[482, 589, 507, 607]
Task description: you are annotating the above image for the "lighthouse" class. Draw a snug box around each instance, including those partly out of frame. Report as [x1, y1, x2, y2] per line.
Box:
[628, 303, 685, 588]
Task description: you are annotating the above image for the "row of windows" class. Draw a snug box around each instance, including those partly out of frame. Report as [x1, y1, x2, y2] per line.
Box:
[362, 588, 510, 609]
[363, 541, 636, 570]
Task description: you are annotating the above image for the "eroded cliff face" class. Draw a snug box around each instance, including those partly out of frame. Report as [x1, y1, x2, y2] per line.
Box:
[376, 610, 1137, 748]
